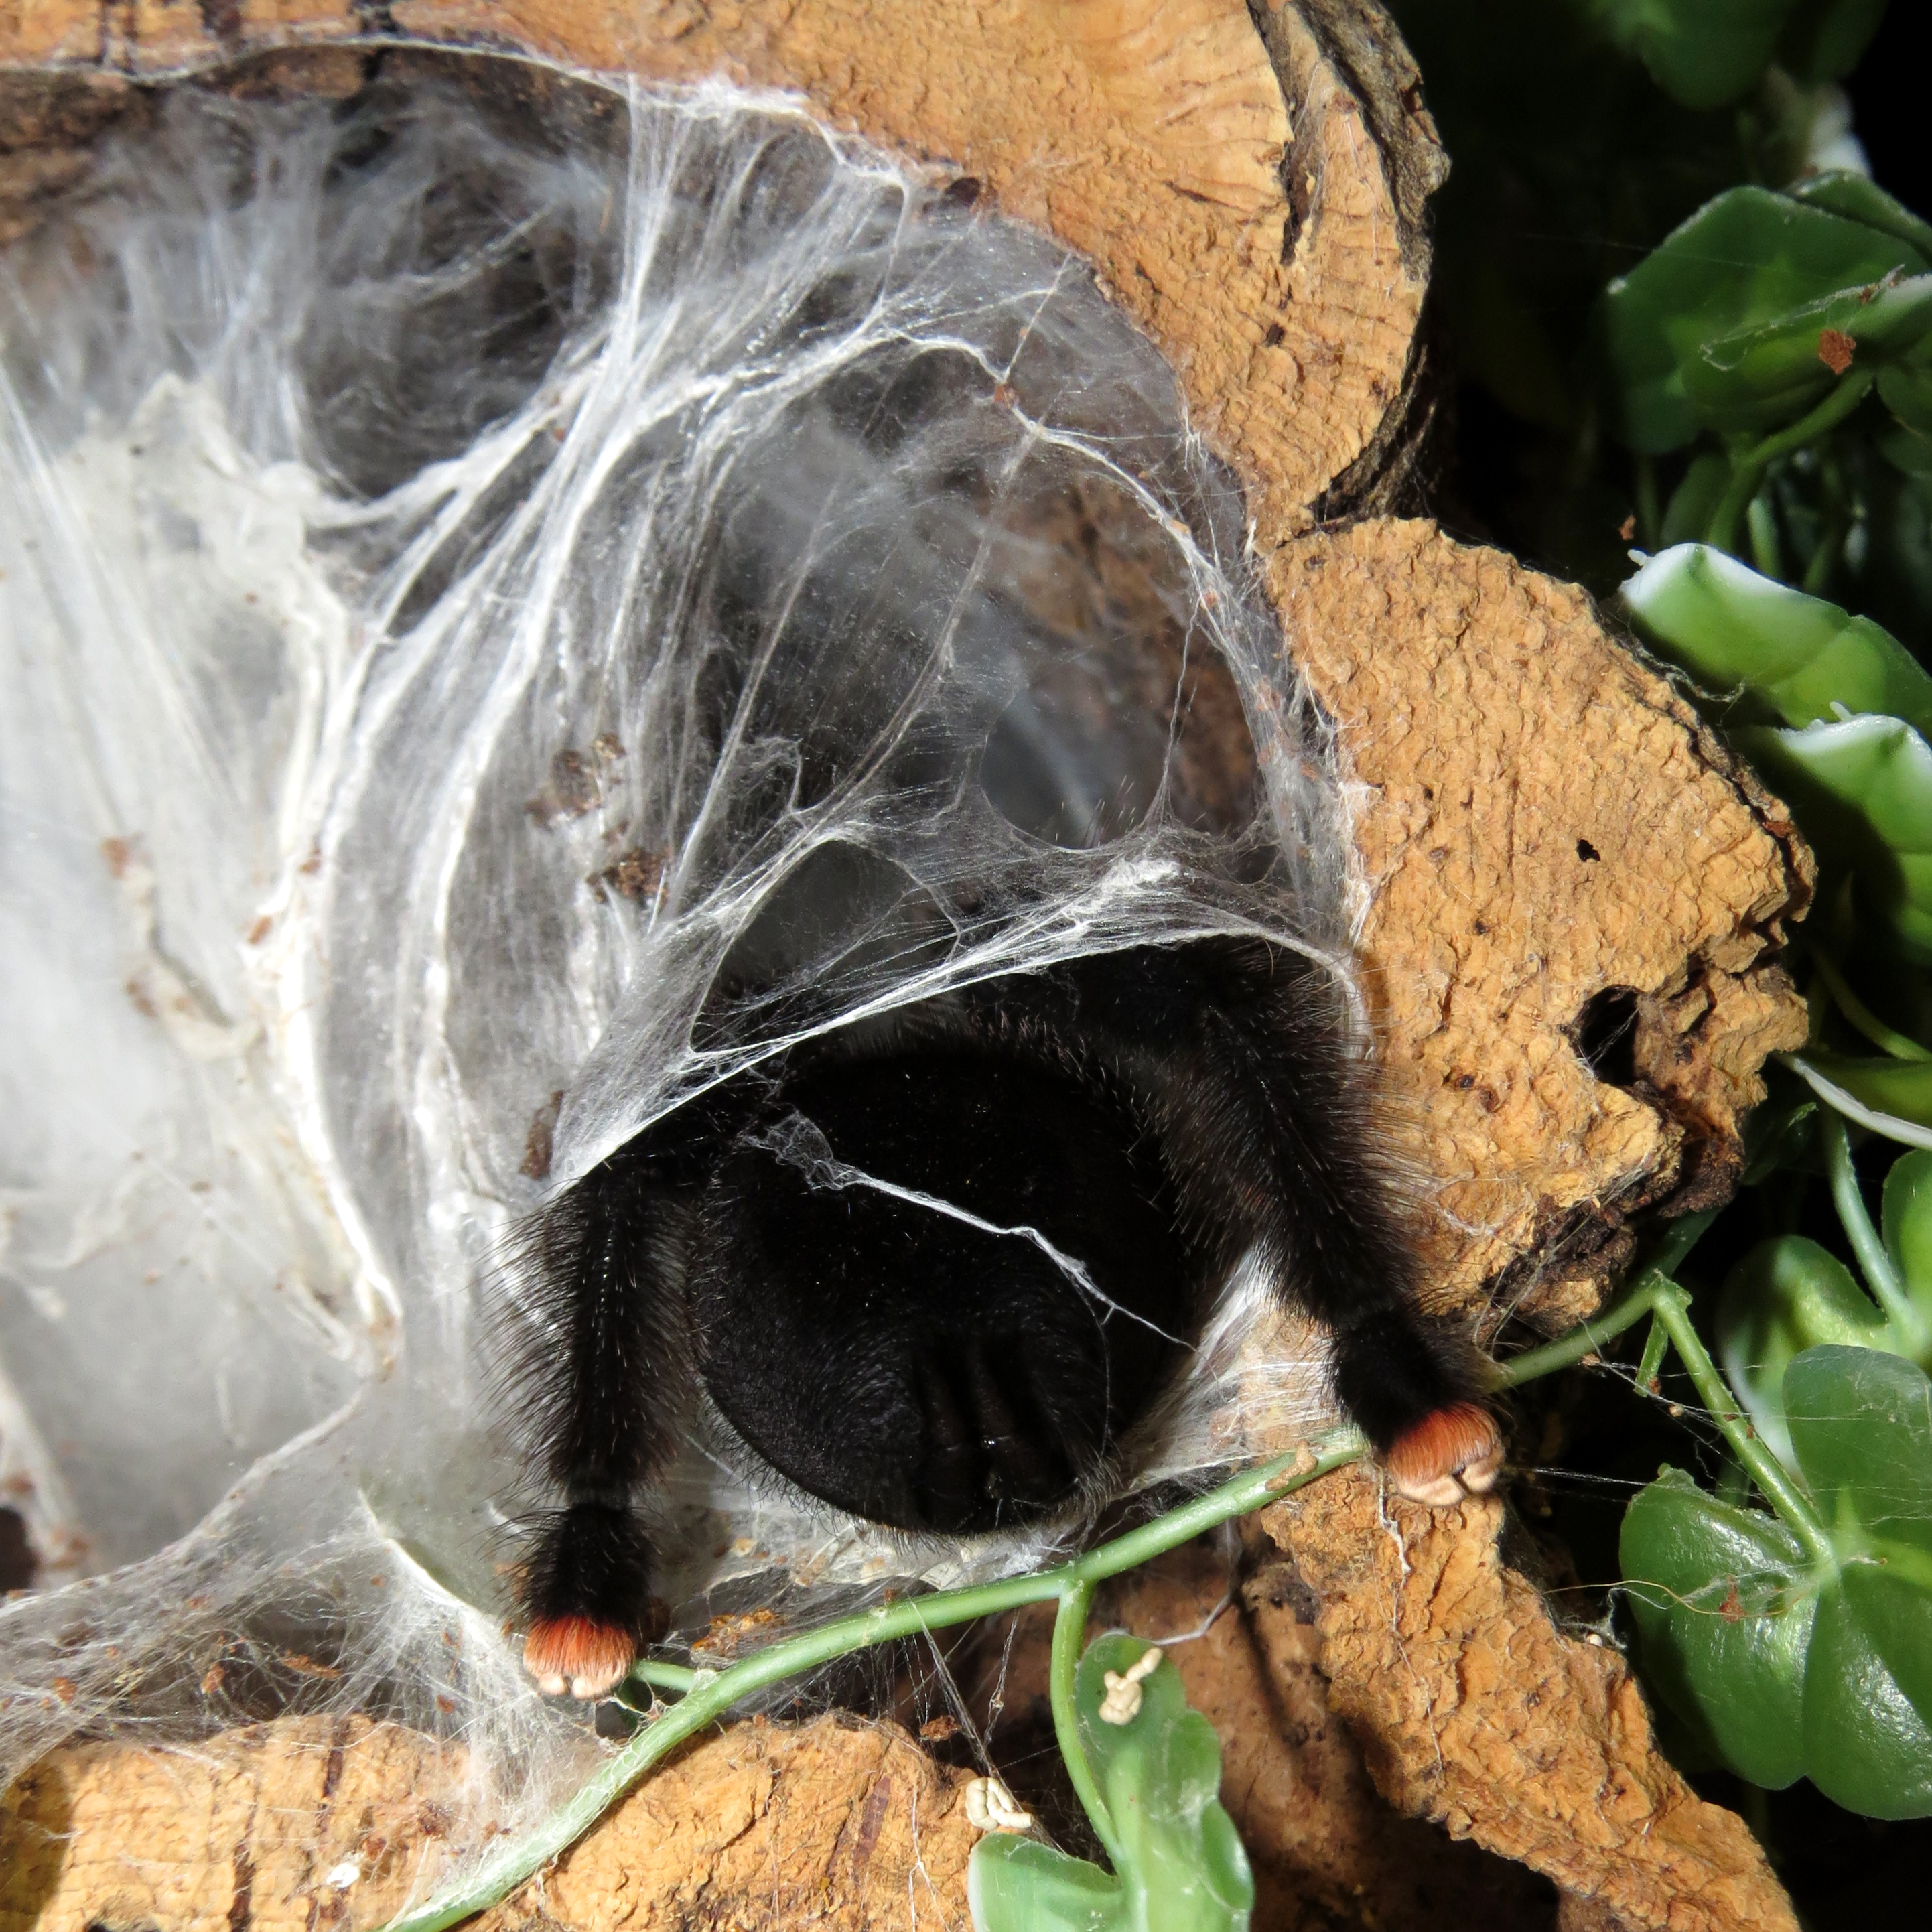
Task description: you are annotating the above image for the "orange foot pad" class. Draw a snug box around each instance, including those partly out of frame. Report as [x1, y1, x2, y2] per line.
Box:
[523, 1616, 637, 1700]
[1384, 1403, 1504, 1507]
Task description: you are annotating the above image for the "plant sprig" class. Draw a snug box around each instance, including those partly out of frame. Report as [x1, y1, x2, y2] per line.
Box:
[378, 1235, 1829, 1932]
[376, 1436, 1364, 1932]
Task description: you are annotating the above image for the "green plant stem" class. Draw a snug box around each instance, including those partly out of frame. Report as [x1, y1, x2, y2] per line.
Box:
[375, 1215, 1814, 1932]
[1049, 1577, 1118, 1864]
[1635, 453, 1660, 548]
[1801, 508, 1846, 596]
[1645, 1280, 1834, 1563]
[1821, 1109, 1928, 1350]
[632, 1660, 699, 1696]
[376, 1435, 1364, 1932]
[1487, 1219, 1831, 1556]
[1635, 1314, 1669, 1390]
[1747, 492, 1783, 580]
[1493, 1210, 1716, 1389]
[1492, 1280, 1667, 1387]
[1706, 372, 1874, 553]
[1716, 1452, 1755, 1508]
[1811, 951, 1932, 1062]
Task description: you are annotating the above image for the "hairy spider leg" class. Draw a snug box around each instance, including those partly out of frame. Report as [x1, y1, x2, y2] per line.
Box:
[512, 1089, 752, 1698]
[958, 937, 1503, 1505]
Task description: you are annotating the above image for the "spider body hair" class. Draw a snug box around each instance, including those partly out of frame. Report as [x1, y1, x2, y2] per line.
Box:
[506, 935, 1501, 1698]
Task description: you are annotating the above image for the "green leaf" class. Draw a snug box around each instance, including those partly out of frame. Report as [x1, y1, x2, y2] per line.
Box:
[1623, 1348, 1932, 1815]
[1837, 1562, 1932, 1731]
[1882, 1150, 1932, 1332]
[1785, 1344, 1932, 1556]
[1734, 717, 1932, 961]
[1791, 170, 1932, 265]
[1659, 452, 1732, 548]
[1803, 1568, 1932, 1817]
[1621, 543, 1932, 734]
[1717, 1237, 1890, 1465]
[1741, 1081, 1817, 1186]
[1782, 1348, 1932, 1816]
[1791, 1051, 1932, 1144]
[1879, 361, 1932, 441]
[1078, 1635, 1253, 1932]
[1620, 1468, 1815, 1786]
[1620, 550, 1932, 958]
[1685, 274, 1932, 437]
[1776, 0, 1892, 85]
[1584, 0, 1797, 110]
[967, 1634, 1252, 1932]
[1601, 188, 1924, 450]
[968, 1837, 1125, 1932]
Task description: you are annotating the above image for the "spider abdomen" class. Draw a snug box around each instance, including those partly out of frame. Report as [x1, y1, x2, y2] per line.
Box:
[689, 1050, 1193, 1533]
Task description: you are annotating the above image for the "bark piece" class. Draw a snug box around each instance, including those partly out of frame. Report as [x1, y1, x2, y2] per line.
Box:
[0, 1711, 977, 1932]
[1103, 1541, 1557, 1931]
[0, 1715, 462, 1932]
[943, 1538, 1558, 1932]
[1258, 1469, 1797, 1932]
[476, 1713, 976, 1932]
[0, 0, 1431, 531]
[1273, 520, 1809, 1323]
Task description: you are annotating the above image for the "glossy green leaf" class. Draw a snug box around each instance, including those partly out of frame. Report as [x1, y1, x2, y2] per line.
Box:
[1840, 1560, 1932, 1734]
[968, 1838, 1123, 1932]
[1717, 1237, 1890, 1466]
[1601, 189, 1924, 450]
[1791, 1051, 1932, 1144]
[1623, 1348, 1932, 1815]
[1734, 717, 1932, 961]
[1791, 170, 1932, 265]
[1740, 1079, 1817, 1185]
[1584, 0, 1795, 110]
[1685, 274, 1932, 436]
[1803, 1568, 1932, 1817]
[1621, 544, 1932, 734]
[967, 1633, 1252, 1932]
[1882, 1150, 1932, 1330]
[1785, 1344, 1932, 1556]
[1785, 1349, 1932, 1815]
[1879, 360, 1932, 440]
[1775, 0, 1891, 85]
[1620, 1468, 1814, 1786]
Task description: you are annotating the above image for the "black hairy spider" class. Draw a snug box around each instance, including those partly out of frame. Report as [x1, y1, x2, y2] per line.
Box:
[508, 933, 1501, 1699]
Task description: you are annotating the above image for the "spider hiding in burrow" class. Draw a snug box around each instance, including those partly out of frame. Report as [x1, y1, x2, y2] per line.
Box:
[502, 933, 1503, 1700]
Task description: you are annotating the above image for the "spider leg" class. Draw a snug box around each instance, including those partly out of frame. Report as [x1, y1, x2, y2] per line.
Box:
[977, 939, 1503, 1505]
[509, 1095, 746, 1698]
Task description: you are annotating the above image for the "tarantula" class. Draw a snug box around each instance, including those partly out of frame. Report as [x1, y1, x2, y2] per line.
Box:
[507, 933, 1501, 1700]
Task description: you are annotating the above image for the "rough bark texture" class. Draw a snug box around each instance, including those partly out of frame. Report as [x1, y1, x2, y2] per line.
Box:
[0, 3, 1808, 1929]
[954, 1541, 1562, 1931]
[0, 0, 1435, 538]
[0, 1712, 980, 1932]
[1259, 1472, 1800, 1932]
[1273, 521, 1808, 1327]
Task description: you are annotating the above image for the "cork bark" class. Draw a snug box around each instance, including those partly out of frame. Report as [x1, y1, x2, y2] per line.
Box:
[0, 1712, 981, 1932]
[1258, 1472, 1801, 1932]
[0, 3, 1807, 1929]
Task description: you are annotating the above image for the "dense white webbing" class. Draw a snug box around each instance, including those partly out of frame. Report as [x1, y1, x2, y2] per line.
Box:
[0, 68, 1344, 1887]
